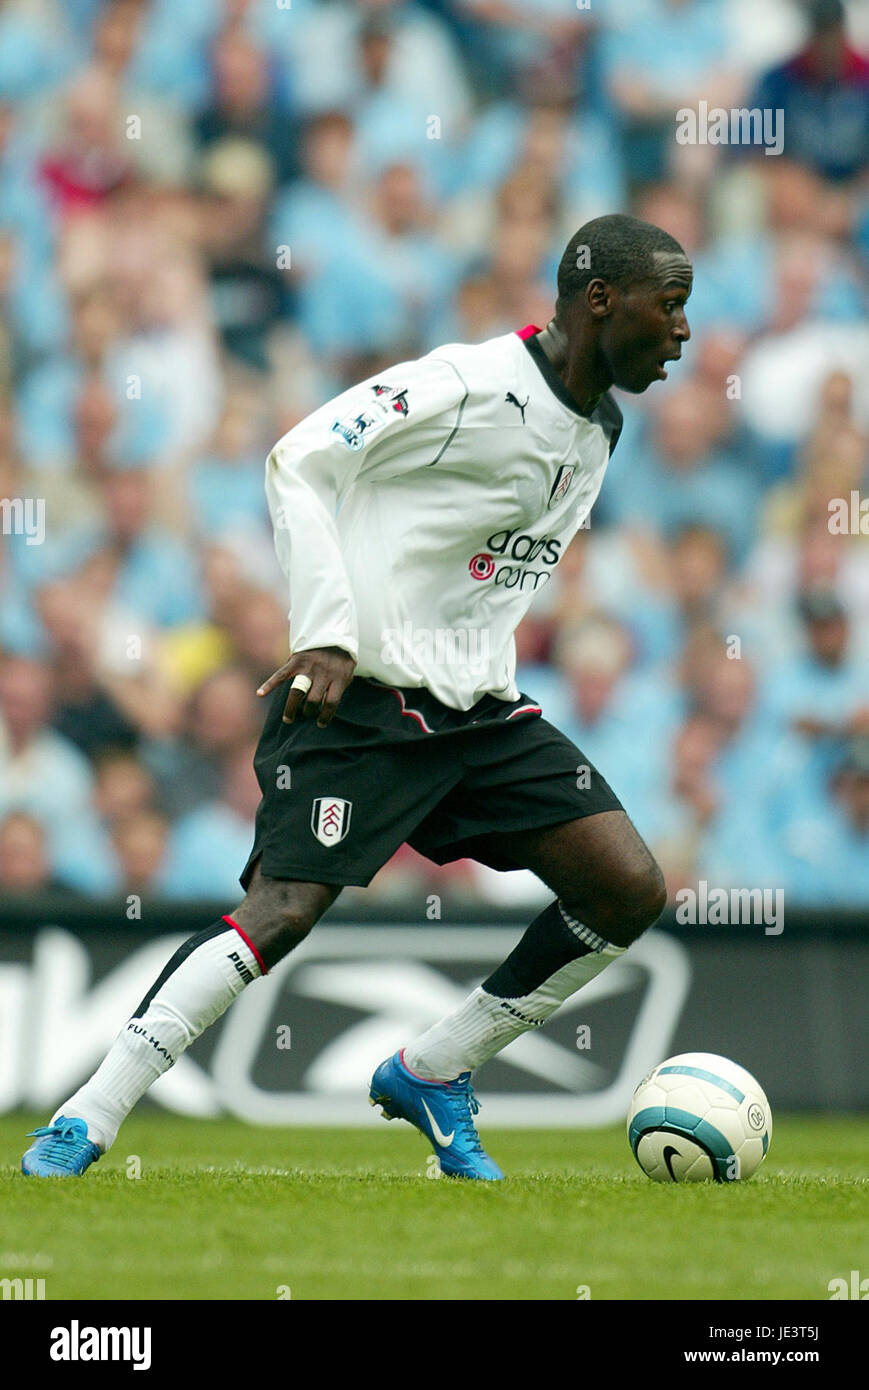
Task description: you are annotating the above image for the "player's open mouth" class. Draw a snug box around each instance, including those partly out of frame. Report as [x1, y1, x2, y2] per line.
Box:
[656, 353, 681, 379]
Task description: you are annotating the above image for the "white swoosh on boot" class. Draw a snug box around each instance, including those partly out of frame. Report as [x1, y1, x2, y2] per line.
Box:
[421, 1098, 454, 1147]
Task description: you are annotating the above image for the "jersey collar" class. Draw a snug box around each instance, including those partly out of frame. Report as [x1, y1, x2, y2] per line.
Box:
[515, 323, 589, 419]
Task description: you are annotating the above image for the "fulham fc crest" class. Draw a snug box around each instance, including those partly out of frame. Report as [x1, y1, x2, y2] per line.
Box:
[548, 464, 575, 510]
[311, 797, 352, 846]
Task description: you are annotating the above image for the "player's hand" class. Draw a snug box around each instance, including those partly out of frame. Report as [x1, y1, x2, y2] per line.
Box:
[257, 646, 357, 727]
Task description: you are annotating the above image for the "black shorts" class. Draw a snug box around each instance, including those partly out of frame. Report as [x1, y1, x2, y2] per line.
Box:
[240, 676, 623, 889]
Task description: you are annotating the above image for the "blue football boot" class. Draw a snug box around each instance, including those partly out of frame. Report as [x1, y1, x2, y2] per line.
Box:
[369, 1050, 504, 1180]
[22, 1116, 102, 1177]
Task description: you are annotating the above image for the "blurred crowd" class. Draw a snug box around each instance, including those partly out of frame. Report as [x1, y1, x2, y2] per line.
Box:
[0, 0, 867, 909]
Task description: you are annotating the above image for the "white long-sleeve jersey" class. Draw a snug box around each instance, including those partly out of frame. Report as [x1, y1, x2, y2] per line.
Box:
[266, 324, 623, 711]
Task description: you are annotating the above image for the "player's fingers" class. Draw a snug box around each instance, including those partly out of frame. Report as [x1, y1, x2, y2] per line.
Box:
[281, 682, 307, 724]
[281, 669, 319, 723]
[316, 681, 344, 728]
[257, 664, 292, 697]
[300, 674, 331, 719]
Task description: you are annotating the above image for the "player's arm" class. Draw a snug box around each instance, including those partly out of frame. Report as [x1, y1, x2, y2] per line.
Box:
[260, 357, 467, 725]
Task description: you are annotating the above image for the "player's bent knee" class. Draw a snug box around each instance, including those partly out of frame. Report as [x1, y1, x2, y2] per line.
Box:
[637, 859, 667, 924]
[233, 873, 339, 970]
[561, 857, 667, 948]
[610, 859, 667, 944]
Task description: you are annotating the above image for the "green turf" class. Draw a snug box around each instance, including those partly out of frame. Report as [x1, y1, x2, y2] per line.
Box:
[2, 1113, 867, 1300]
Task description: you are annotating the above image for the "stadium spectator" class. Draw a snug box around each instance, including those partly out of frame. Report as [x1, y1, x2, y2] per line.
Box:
[599, 0, 742, 184]
[36, 577, 143, 755]
[646, 713, 724, 897]
[220, 589, 290, 691]
[746, 0, 869, 185]
[187, 383, 272, 540]
[269, 109, 360, 280]
[605, 379, 760, 564]
[550, 615, 642, 802]
[0, 811, 57, 894]
[195, 138, 285, 370]
[280, 0, 471, 130]
[38, 68, 132, 217]
[0, 653, 109, 893]
[352, 13, 450, 192]
[453, 0, 590, 99]
[143, 665, 261, 818]
[161, 741, 261, 898]
[110, 808, 171, 897]
[195, 26, 297, 186]
[774, 735, 869, 905]
[691, 650, 794, 886]
[93, 749, 157, 826]
[56, 468, 207, 632]
[760, 586, 867, 760]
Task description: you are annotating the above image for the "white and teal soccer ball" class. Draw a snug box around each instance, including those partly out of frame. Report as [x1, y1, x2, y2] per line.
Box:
[627, 1051, 772, 1183]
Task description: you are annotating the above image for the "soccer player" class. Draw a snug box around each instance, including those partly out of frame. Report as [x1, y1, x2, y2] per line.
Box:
[23, 214, 691, 1181]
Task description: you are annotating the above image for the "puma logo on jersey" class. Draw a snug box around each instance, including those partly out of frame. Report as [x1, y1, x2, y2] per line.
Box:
[505, 391, 529, 424]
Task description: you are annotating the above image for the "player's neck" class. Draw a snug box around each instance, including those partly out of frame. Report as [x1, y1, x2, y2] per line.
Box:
[536, 319, 605, 417]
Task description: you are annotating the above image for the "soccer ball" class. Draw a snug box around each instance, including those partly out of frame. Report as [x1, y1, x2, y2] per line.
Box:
[627, 1051, 772, 1183]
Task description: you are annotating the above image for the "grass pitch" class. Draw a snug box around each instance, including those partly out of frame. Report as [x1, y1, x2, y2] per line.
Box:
[2, 1113, 866, 1301]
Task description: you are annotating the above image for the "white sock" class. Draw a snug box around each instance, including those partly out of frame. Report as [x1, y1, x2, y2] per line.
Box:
[404, 910, 626, 1081]
[56, 918, 264, 1150]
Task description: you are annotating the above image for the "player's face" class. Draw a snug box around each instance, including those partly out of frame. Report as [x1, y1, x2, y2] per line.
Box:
[603, 252, 693, 393]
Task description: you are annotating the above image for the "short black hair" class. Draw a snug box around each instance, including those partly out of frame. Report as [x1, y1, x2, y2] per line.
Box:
[555, 214, 686, 321]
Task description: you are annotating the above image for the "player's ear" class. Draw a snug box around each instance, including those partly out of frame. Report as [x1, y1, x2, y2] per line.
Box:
[586, 278, 612, 317]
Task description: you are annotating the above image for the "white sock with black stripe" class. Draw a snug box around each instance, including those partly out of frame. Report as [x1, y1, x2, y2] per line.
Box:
[403, 900, 625, 1081]
[55, 917, 265, 1151]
